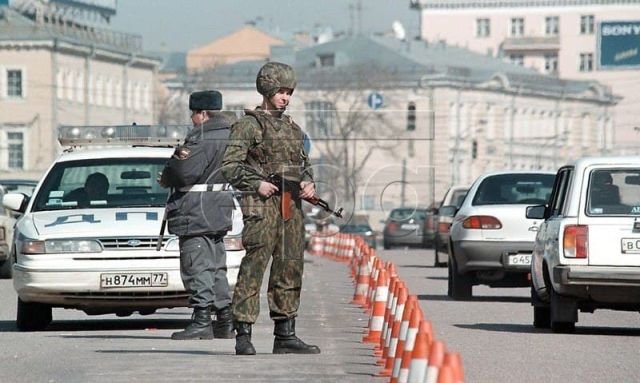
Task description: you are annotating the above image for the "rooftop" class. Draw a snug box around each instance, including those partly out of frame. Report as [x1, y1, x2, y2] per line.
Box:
[0, 5, 147, 56]
[189, 33, 615, 103]
[410, 0, 640, 10]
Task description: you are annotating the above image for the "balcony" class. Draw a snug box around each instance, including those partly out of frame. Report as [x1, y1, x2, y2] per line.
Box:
[502, 36, 560, 53]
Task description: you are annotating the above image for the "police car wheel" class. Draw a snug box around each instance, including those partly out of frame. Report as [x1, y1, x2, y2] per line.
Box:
[0, 260, 11, 279]
[17, 298, 52, 331]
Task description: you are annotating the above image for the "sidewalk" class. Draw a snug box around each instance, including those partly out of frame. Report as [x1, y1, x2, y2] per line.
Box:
[130, 253, 388, 383]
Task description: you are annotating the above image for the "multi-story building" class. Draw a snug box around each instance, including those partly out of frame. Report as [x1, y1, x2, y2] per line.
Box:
[410, 0, 640, 149]
[0, 4, 159, 176]
[178, 34, 615, 227]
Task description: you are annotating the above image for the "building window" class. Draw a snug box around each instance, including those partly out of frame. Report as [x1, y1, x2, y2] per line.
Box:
[545, 16, 559, 36]
[7, 132, 24, 169]
[544, 54, 558, 74]
[580, 15, 594, 34]
[579, 53, 594, 72]
[509, 54, 524, 66]
[56, 69, 64, 99]
[65, 70, 74, 101]
[476, 18, 490, 37]
[510, 18, 524, 37]
[317, 54, 335, 67]
[304, 101, 335, 137]
[76, 72, 84, 103]
[7, 69, 23, 98]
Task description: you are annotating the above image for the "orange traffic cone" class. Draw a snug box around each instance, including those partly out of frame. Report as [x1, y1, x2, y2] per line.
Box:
[425, 340, 446, 383]
[378, 286, 407, 376]
[377, 279, 401, 359]
[362, 268, 389, 343]
[406, 325, 431, 383]
[441, 352, 464, 383]
[390, 297, 416, 383]
[351, 255, 371, 306]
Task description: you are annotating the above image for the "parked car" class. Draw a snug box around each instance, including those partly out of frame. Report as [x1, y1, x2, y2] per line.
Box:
[448, 171, 555, 299]
[0, 179, 39, 278]
[3, 125, 245, 331]
[382, 207, 435, 249]
[0, 179, 38, 197]
[528, 157, 640, 333]
[433, 185, 469, 267]
[340, 223, 377, 249]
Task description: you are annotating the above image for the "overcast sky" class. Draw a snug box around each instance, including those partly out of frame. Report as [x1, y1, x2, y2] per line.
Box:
[110, 0, 418, 52]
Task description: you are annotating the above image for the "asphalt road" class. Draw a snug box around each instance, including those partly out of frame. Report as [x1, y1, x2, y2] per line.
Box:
[0, 248, 639, 382]
[378, 247, 640, 382]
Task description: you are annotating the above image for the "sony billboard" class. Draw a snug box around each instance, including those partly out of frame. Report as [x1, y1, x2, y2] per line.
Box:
[598, 21, 640, 69]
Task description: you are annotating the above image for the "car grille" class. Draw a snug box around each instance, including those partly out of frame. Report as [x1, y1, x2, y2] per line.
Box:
[100, 237, 169, 250]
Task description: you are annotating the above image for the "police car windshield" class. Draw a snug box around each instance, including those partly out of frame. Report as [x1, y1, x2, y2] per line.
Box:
[32, 158, 169, 212]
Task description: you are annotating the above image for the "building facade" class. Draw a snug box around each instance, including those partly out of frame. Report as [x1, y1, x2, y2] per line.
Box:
[166, 34, 615, 228]
[0, 6, 159, 176]
[411, 0, 640, 149]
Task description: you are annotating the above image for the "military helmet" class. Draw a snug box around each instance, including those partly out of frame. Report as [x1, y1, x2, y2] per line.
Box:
[256, 62, 297, 97]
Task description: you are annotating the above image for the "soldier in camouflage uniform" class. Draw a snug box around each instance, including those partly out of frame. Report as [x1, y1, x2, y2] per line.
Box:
[159, 90, 235, 341]
[222, 62, 320, 355]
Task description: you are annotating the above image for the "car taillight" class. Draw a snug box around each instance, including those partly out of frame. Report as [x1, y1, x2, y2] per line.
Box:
[438, 222, 450, 234]
[387, 222, 397, 232]
[462, 216, 502, 230]
[563, 225, 588, 259]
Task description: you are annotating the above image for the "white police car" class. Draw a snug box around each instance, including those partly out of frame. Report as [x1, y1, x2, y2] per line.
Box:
[2, 125, 245, 331]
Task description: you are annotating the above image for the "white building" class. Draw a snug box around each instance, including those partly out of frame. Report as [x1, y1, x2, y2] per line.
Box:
[0, 5, 159, 176]
[411, 0, 640, 150]
[179, 34, 615, 227]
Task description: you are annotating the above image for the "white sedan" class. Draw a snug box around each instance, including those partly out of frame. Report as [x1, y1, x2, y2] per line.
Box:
[528, 157, 640, 332]
[4, 127, 245, 331]
[448, 171, 555, 299]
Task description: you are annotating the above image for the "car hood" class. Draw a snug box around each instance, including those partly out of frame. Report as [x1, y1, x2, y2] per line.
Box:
[26, 208, 164, 238]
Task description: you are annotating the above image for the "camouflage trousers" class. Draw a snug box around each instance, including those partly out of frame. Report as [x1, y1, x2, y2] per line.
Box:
[232, 196, 305, 323]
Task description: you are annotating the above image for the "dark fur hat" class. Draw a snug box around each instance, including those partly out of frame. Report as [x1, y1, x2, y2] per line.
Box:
[189, 90, 222, 111]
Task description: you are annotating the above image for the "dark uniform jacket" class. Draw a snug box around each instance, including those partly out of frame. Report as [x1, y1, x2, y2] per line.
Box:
[161, 114, 234, 236]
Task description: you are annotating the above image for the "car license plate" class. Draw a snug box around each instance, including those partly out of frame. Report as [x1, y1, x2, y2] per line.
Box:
[400, 223, 419, 230]
[508, 254, 531, 266]
[100, 273, 168, 288]
[621, 238, 640, 253]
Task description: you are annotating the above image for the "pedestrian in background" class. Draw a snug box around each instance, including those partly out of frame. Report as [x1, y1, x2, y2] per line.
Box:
[159, 90, 235, 340]
[222, 62, 320, 355]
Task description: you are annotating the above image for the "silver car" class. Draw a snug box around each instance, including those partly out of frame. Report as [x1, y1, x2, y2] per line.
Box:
[528, 157, 640, 333]
[448, 171, 555, 299]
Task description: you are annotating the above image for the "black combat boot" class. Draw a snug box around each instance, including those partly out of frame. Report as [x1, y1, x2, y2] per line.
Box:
[272, 318, 321, 354]
[171, 307, 213, 340]
[212, 306, 234, 339]
[235, 321, 256, 355]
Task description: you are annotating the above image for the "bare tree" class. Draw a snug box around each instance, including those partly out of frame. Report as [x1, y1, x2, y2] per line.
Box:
[300, 64, 406, 210]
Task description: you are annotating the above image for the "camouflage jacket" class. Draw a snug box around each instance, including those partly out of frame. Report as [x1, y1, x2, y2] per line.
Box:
[222, 107, 313, 192]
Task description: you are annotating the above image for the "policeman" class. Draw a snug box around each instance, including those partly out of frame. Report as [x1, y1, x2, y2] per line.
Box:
[159, 90, 235, 340]
[222, 62, 320, 355]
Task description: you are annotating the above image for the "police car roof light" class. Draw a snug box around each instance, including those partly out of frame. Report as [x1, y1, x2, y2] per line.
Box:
[58, 125, 190, 147]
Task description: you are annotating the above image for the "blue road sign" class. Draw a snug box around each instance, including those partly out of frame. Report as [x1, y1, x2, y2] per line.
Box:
[367, 92, 384, 110]
[598, 20, 640, 69]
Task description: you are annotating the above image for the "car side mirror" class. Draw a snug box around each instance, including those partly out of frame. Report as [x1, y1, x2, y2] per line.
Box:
[3, 193, 27, 213]
[438, 205, 457, 217]
[526, 205, 546, 220]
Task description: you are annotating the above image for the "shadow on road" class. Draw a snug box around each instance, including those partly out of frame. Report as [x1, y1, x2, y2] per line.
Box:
[0, 318, 189, 333]
[96, 349, 232, 356]
[456, 322, 640, 336]
[416, 294, 530, 303]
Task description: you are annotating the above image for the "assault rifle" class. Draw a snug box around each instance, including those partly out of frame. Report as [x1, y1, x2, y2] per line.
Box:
[266, 173, 343, 219]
